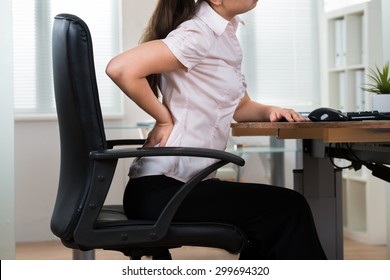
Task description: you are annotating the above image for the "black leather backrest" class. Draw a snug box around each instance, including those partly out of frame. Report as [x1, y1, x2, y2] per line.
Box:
[51, 14, 107, 240]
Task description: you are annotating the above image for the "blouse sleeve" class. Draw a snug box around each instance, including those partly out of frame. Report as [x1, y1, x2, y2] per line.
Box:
[162, 21, 214, 71]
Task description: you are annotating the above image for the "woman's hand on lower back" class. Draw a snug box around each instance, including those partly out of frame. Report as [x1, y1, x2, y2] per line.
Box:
[143, 121, 174, 148]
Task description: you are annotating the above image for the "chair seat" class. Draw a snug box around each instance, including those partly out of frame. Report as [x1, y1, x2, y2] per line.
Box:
[95, 205, 246, 254]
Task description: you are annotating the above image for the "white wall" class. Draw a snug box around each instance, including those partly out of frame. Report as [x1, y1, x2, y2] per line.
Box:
[0, 0, 16, 258]
[382, 0, 390, 62]
[15, 122, 61, 242]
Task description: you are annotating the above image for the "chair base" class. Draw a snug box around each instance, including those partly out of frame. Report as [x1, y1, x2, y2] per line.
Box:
[124, 248, 172, 260]
[72, 249, 95, 260]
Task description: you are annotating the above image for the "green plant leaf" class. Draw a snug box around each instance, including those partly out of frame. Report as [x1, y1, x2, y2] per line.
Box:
[362, 62, 390, 94]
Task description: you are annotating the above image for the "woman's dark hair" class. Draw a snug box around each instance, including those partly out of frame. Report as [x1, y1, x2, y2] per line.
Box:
[142, 0, 203, 97]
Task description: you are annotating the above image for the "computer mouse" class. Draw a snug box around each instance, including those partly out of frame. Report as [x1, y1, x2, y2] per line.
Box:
[308, 107, 349, 122]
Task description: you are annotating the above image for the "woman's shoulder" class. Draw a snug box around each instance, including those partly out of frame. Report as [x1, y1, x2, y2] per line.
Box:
[180, 16, 215, 34]
[172, 17, 216, 44]
[163, 17, 216, 60]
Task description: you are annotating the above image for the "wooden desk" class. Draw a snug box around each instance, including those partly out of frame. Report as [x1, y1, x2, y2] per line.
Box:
[232, 121, 390, 259]
[232, 121, 390, 143]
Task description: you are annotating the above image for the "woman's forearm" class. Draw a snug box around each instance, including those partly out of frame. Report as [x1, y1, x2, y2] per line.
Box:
[108, 70, 172, 125]
[106, 41, 182, 125]
[234, 92, 306, 122]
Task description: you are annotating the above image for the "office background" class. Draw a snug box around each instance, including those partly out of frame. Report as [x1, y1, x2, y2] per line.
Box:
[1, 0, 390, 259]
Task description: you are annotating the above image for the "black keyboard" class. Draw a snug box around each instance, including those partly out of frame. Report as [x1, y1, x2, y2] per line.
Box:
[345, 111, 390, 121]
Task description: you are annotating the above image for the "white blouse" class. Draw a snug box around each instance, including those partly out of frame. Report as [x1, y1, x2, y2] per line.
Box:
[130, 1, 247, 182]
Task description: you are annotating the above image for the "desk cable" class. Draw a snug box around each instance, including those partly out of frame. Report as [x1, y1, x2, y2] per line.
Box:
[328, 143, 390, 183]
[328, 143, 357, 170]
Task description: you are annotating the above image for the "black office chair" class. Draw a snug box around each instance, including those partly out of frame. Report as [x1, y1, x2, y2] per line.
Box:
[50, 13, 247, 260]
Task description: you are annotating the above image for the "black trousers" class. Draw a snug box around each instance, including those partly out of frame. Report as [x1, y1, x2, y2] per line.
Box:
[123, 175, 327, 260]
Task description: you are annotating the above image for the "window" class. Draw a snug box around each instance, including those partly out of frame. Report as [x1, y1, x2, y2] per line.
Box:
[12, 0, 122, 118]
[238, 0, 320, 111]
[324, 0, 371, 12]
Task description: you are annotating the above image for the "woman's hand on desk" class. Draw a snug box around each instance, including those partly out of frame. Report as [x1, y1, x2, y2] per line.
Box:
[269, 107, 309, 123]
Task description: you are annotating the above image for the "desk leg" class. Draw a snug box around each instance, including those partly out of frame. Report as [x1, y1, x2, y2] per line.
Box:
[270, 136, 285, 187]
[293, 139, 343, 260]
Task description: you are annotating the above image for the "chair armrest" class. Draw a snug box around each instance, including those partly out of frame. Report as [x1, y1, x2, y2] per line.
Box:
[152, 159, 230, 240]
[90, 146, 245, 167]
[83, 146, 245, 244]
[106, 139, 145, 149]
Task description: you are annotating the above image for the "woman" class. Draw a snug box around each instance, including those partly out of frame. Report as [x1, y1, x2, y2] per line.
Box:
[106, 0, 327, 259]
